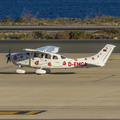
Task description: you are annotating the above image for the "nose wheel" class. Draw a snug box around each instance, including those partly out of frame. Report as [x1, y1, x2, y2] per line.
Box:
[15, 69, 25, 74]
[15, 65, 25, 74]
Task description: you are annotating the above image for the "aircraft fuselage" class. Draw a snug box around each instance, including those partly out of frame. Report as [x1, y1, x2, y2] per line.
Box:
[10, 52, 88, 69]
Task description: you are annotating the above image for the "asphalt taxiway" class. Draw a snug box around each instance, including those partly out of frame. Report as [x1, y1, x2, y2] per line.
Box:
[0, 53, 120, 119]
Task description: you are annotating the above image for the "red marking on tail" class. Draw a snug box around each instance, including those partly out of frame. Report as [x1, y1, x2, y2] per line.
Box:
[103, 49, 107, 52]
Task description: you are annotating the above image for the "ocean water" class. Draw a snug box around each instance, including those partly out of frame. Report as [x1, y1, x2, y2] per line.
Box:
[0, 0, 120, 20]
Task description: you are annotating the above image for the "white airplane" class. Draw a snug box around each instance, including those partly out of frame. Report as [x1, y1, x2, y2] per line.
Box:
[6, 44, 116, 74]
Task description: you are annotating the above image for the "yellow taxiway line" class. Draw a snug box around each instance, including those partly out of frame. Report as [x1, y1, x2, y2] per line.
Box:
[0, 111, 46, 115]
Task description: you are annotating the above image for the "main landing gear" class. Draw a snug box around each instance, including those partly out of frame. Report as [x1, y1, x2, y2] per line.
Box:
[15, 65, 51, 75]
[35, 68, 51, 75]
[35, 68, 46, 75]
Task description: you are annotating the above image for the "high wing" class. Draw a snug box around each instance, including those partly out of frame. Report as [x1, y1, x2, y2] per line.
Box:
[23, 45, 60, 54]
[23, 46, 60, 67]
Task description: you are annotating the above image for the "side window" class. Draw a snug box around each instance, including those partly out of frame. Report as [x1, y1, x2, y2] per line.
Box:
[45, 54, 51, 59]
[53, 55, 58, 60]
[61, 55, 66, 59]
[38, 53, 44, 58]
[41, 54, 44, 58]
[34, 53, 44, 58]
[34, 52, 38, 57]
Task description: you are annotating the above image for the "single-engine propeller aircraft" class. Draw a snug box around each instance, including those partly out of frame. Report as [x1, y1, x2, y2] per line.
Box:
[6, 44, 116, 74]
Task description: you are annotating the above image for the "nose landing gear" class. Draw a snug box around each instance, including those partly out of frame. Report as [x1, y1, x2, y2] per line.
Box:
[15, 65, 25, 74]
[15, 69, 25, 74]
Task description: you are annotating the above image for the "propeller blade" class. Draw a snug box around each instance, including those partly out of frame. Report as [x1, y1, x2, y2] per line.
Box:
[6, 46, 11, 63]
[9, 46, 10, 55]
[7, 57, 11, 63]
[7, 58, 9, 63]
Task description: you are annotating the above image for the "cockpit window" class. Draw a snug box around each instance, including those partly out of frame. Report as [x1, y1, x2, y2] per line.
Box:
[61, 55, 66, 59]
[33, 53, 44, 58]
[53, 55, 58, 59]
[26, 52, 29, 55]
[45, 54, 51, 59]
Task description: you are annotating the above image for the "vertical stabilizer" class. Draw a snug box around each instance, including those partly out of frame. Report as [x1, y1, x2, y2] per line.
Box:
[92, 44, 116, 66]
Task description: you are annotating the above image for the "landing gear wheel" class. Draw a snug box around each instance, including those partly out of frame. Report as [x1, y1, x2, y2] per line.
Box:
[15, 69, 25, 74]
[35, 69, 46, 75]
[43, 69, 51, 74]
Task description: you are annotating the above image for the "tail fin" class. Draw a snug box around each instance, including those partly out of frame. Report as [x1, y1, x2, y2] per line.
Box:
[89, 44, 116, 67]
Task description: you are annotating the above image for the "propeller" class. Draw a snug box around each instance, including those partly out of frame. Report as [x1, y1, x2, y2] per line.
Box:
[6, 46, 11, 63]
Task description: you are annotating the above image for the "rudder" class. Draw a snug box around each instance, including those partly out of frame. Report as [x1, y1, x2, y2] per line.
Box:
[93, 44, 116, 66]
